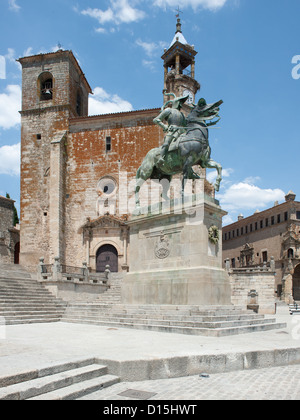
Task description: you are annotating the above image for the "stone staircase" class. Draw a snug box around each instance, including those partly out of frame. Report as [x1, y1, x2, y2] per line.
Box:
[0, 358, 119, 400]
[95, 273, 123, 304]
[0, 264, 67, 325]
[289, 303, 300, 315]
[61, 303, 287, 337]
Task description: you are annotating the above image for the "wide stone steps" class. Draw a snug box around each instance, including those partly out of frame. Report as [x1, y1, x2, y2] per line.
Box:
[61, 304, 286, 337]
[0, 359, 120, 400]
[0, 264, 67, 325]
[289, 304, 300, 315]
[94, 274, 123, 304]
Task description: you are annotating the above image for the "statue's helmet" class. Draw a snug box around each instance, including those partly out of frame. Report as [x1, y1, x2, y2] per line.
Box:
[197, 98, 223, 113]
[162, 93, 189, 110]
[173, 94, 189, 109]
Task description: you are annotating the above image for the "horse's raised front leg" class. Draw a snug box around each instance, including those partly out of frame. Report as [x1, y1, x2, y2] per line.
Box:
[206, 159, 222, 192]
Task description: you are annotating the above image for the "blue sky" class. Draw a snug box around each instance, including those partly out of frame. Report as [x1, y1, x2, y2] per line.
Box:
[0, 0, 299, 225]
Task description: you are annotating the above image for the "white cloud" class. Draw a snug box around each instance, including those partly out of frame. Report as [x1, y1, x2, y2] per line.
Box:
[8, 0, 20, 12]
[207, 167, 233, 184]
[0, 85, 21, 130]
[136, 39, 167, 57]
[0, 56, 5, 80]
[89, 87, 134, 115]
[0, 143, 20, 176]
[218, 182, 285, 212]
[81, 0, 145, 27]
[23, 47, 33, 57]
[136, 40, 158, 57]
[153, 0, 228, 11]
[95, 27, 107, 34]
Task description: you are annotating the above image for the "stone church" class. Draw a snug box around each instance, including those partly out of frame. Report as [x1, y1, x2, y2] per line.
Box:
[18, 19, 207, 273]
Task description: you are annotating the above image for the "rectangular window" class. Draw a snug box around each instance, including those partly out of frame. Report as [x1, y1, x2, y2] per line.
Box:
[237, 229, 240, 237]
[265, 218, 269, 227]
[296, 211, 300, 220]
[224, 233, 227, 241]
[241, 227, 244, 235]
[105, 136, 111, 153]
[245, 226, 248, 234]
[260, 220, 263, 229]
[277, 214, 281, 223]
[284, 212, 288, 221]
[271, 216, 275, 225]
[231, 258, 236, 268]
[255, 222, 258, 231]
[262, 251, 268, 263]
[250, 224, 253, 232]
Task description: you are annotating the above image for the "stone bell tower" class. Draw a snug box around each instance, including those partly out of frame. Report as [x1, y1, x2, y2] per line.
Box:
[18, 50, 92, 267]
[162, 17, 200, 110]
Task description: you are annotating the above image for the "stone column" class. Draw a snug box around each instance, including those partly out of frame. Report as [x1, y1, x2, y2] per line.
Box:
[175, 54, 180, 75]
[49, 131, 67, 263]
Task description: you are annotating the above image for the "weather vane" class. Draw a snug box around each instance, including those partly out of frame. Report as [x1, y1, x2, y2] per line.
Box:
[175, 6, 183, 18]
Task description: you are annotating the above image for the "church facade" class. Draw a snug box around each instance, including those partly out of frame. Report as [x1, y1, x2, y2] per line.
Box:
[18, 20, 203, 273]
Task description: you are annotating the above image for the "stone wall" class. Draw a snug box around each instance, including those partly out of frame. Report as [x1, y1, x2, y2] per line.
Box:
[228, 265, 276, 314]
[63, 110, 164, 268]
[0, 196, 19, 264]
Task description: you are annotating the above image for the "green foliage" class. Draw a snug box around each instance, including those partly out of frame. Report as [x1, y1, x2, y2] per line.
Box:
[6, 193, 19, 226]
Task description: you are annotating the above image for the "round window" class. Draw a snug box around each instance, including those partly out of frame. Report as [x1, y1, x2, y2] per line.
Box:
[97, 177, 117, 196]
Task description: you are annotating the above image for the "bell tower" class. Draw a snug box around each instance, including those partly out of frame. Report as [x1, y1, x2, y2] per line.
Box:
[18, 50, 92, 267]
[162, 17, 200, 110]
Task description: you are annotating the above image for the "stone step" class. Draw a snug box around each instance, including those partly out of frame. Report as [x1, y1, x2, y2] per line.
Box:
[5, 318, 62, 325]
[67, 306, 253, 319]
[0, 305, 66, 312]
[0, 296, 65, 303]
[0, 273, 33, 280]
[0, 263, 67, 324]
[0, 307, 65, 316]
[62, 317, 287, 337]
[61, 312, 275, 328]
[0, 361, 119, 400]
[63, 307, 265, 322]
[28, 375, 120, 400]
[0, 290, 57, 297]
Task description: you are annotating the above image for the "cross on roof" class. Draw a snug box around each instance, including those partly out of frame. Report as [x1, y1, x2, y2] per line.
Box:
[175, 6, 183, 18]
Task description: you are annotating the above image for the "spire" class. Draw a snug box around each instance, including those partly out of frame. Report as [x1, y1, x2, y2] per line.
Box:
[169, 16, 188, 47]
[176, 17, 182, 33]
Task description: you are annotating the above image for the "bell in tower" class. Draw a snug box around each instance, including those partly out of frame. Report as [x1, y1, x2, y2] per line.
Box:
[162, 17, 200, 113]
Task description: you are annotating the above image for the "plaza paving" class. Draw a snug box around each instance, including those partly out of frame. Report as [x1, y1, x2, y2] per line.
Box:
[81, 364, 300, 400]
[0, 305, 300, 399]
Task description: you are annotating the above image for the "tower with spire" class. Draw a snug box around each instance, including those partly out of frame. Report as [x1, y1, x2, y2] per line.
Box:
[162, 16, 200, 111]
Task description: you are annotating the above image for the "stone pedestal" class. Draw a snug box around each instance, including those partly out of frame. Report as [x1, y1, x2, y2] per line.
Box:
[122, 194, 232, 306]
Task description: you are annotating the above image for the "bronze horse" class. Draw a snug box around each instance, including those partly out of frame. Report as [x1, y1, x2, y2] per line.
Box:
[135, 98, 223, 209]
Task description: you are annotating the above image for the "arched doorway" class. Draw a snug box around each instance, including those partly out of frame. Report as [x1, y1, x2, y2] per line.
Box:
[96, 244, 118, 273]
[293, 264, 300, 301]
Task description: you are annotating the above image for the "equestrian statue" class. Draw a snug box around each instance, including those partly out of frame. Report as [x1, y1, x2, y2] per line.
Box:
[135, 93, 223, 209]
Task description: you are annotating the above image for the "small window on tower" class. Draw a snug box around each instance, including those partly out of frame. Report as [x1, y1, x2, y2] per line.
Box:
[76, 92, 82, 116]
[106, 136, 112, 153]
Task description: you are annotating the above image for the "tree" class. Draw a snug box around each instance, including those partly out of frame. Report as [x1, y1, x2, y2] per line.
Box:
[6, 193, 19, 226]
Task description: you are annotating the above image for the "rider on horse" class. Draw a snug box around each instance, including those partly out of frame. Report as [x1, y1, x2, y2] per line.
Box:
[153, 93, 190, 166]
